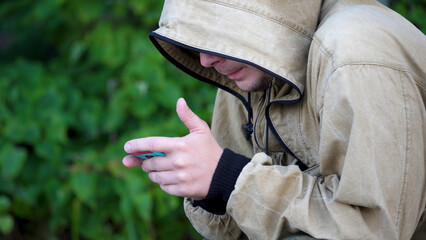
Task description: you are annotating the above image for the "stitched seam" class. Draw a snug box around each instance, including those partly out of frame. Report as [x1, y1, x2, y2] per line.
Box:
[415, 80, 426, 93]
[298, 102, 314, 161]
[311, 37, 413, 94]
[305, 164, 320, 175]
[205, 0, 312, 40]
[311, 37, 334, 112]
[311, 37, 411, 74]
[332, 62, 409, 73]
[312, 37, 333, 60]
[395, 70, 410, 232]
[221, 217, 241, 239]
[238, 192, 283, 216]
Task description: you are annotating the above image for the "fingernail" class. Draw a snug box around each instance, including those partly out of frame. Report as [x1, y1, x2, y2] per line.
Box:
[122, 157, 129, 166]
[181, 98, 188, 108]
[124, 143, 131, 152]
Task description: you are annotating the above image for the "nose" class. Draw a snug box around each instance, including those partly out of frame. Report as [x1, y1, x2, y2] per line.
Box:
[199, 53, 224, 67]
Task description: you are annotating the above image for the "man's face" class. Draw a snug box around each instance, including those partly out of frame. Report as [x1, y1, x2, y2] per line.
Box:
[199, 53, 273, 92]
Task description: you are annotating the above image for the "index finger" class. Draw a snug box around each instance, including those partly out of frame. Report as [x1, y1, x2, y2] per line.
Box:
[124, 136, 177, 154]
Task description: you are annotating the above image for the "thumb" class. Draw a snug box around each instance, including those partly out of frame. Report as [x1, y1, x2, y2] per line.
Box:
[176, 98, 207, 133]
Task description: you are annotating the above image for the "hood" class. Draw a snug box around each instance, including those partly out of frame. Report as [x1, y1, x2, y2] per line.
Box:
[149, 0, 323, 106]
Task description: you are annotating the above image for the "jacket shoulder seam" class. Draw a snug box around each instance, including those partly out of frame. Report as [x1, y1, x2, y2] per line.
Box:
[312, 36, 413, 75]
[332, 62, 410, 74]
[324, 64, 412, 100]
[395, 70, 411, 231]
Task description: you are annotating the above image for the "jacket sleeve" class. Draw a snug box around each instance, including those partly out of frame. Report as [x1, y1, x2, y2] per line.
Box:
[226, 65, 426, 239]
[184, 198, 248, 240]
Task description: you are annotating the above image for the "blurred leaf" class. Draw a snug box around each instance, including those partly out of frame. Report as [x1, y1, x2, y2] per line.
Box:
[35, 140, 61, 162]
[71, 198, 81, 240]
[45, 180, 71, 232]
[0, 214, 13, 234]
[69, 0, 101, 24]
[85, 23, 130, 68]
[132, 192, 152, 222]
[33, 0, 63, 21]
[14, 184, 43, 210]
[0, 195, 11, 213]
[0, 144, 27, 179]
[71, 170, 97, 206]
[69, 41, 87, 64]
[128, 0, 149, 15]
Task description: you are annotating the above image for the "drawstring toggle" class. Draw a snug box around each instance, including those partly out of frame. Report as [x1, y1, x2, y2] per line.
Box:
[244, 123, 253, 141]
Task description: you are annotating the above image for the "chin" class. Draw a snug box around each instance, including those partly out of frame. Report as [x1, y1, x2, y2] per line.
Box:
[237, 82, 269, 92]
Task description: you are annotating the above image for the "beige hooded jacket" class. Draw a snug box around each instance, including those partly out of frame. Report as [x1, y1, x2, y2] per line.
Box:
[149, 0, 426, 239]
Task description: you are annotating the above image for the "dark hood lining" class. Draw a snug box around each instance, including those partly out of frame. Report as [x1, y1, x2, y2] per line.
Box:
[149, 33, 250, 114]
[149, 32, 303, 106]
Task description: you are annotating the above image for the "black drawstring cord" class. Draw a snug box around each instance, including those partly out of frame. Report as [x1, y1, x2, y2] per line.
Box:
[244, 93, 253, 141]
[265, 81, 273, 155]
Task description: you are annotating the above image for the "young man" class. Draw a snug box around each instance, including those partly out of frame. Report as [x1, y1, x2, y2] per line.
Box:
[122, 0, 426, 239]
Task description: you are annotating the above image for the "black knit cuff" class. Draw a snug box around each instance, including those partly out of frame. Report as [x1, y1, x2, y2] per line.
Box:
[193, 148, 251, 214]
[192, 198, 227, 215]
[207, 148, 251, 202]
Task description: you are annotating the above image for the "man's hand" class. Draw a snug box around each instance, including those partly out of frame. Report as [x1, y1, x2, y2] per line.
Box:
[122, 98, 223, 200]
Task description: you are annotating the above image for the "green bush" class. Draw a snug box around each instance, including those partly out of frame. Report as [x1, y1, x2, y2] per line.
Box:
[0, 0, 424, 239]
[0, 0, 215, 239]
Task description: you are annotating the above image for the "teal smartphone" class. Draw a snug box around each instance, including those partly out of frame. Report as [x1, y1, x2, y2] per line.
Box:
[130, 151, 166, 160]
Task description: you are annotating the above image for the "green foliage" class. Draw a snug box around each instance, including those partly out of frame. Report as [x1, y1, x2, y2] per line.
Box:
[0, 0, 424, 239]
[0, 196, 13, 234]
[0, 0, 215, 239]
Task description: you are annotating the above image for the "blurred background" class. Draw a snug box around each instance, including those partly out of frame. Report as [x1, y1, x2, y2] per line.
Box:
[0, 0, 424, 239]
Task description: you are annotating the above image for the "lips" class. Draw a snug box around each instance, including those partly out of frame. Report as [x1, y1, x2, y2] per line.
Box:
[216, 67, 243, 80]
[228, 68, 243, 79]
